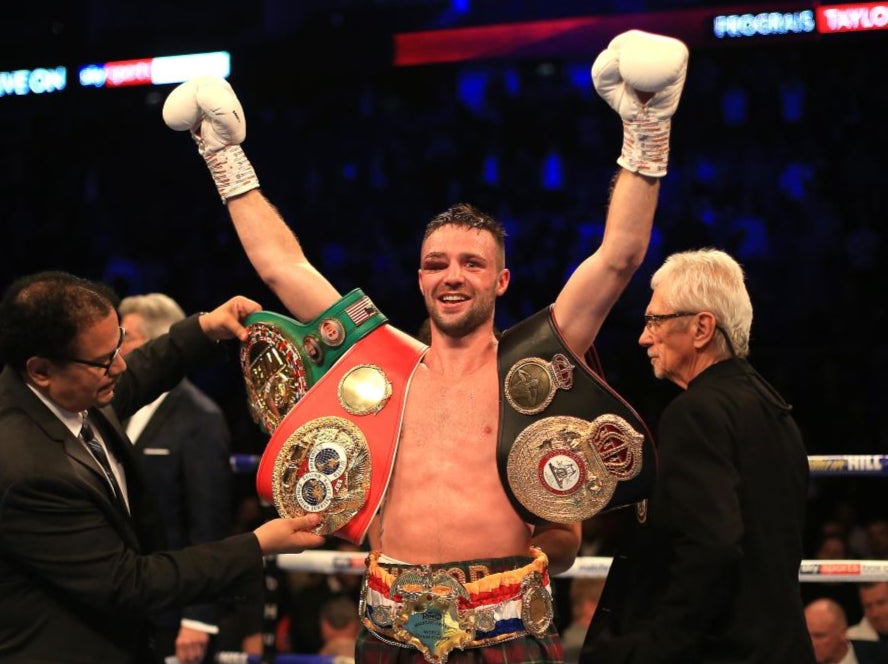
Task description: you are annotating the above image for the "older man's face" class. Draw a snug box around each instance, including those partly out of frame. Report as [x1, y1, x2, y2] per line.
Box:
[804, 605, 847, 664]
[638, 289, 699, 389]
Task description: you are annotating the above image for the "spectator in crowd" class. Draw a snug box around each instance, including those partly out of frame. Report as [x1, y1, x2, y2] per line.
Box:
[318, 595, 361, 660]
[118, 293, 234, 664]
[801, 533, 862, 627]
[805, 597, 888, 664]
[864, 519, 888, 560]
[848, 582, 888, 642]
[562, 578, 606, 663]
[277, 538, 364, 654]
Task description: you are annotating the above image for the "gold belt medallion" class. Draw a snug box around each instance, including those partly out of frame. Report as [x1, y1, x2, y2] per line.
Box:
[520, 571, 554, 637]
[338, 364, 392, 416]
[272, 416, 371, 534]
[507, 414, 644, 522]
[389, 567, 475, 664]
[504, 354, 575, 415]
[240, 322, 310, 433]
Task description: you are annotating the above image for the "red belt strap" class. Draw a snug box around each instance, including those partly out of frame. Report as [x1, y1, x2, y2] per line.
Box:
[256, 323, 426, 544]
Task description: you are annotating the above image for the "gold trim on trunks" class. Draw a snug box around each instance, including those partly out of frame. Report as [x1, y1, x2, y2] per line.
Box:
[504, 354, 575, 415]
[520, 572, 554, 638]
[506, 414, 644, 523]
[636, 499, 648, 524]
[272, 416, 371, 534]
[338, 364, 392, 416]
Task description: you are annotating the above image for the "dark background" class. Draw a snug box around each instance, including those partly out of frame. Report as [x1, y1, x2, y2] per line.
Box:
[2, 1, 886, 538]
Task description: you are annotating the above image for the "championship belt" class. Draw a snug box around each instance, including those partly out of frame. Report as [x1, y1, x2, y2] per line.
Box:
[255, 323, 426, 544]
[496, 306, 656, 524]
[240, 289, 385, 433]
[361, 548, 553, 664]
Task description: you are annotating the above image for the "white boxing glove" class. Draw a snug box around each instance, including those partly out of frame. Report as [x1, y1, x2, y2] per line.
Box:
[592, 30, 688, 177]
[162, 76, 259, 202]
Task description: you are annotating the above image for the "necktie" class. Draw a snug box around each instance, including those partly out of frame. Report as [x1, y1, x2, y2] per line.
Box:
[80, 416, 123, 501]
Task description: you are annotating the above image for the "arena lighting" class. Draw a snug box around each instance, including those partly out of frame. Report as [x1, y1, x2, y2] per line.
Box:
[712, 10, 816, 38]
[0, 65, 66, 97]
[817, 2, 888, 32]
[393, 4, 812, 65]
[78, 50, 230, 89]
[393, 2, 884, 66]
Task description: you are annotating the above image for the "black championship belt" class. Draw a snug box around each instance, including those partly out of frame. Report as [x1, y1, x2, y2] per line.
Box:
[496, 306, 657, 524]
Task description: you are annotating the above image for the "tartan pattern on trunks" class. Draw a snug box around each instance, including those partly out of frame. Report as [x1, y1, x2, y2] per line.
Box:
[356, 625, 564, 664]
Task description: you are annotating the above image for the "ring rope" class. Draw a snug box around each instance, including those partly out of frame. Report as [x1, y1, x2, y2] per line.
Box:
[275, 550, 888, 581]
[231, 454, 888, 477]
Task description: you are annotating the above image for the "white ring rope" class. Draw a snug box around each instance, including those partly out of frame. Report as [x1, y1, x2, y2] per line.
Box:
[232, 454, 888, 477]
[808, 455, 888, 476]
[276, 551, 888, 582]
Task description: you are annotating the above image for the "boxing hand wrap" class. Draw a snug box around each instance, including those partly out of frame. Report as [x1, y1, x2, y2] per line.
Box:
[592, 30, 688, 177]
[163, 76, 260, 202]
[202, 145, 260, 202]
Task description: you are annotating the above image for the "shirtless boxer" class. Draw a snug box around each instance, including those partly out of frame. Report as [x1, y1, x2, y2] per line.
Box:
[164, 28, 687, 663]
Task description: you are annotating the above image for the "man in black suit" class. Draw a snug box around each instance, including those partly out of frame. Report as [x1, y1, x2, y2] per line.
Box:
[0, 271, 325, 663]
[119, 293, 234, 664]
[805, 598, 888, 664]
[580, 249, 815, 663]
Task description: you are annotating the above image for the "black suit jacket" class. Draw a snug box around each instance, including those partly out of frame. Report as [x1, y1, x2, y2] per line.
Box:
[0, 316, 263, 664]
[132, 379, 232, 630]
[851, 639, 888, 664]
[581, 359, 816, 664]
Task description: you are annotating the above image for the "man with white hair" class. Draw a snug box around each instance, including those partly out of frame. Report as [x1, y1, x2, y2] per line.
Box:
[581, 249, 815, 663]
[119, 293, 233, 664]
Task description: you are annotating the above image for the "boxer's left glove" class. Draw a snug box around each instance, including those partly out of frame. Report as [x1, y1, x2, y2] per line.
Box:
[592, 30, 688, 177]
[163, 76, 259, 202]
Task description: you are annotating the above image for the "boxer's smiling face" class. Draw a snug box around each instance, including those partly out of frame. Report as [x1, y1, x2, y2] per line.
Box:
[418, 224, 509, 340]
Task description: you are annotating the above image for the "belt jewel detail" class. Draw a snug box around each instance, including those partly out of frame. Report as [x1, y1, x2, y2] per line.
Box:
[241, 322, 309, 434]
[271, 416, 371, 534]
[338, 364, 392, 416]
[320, 317, 346, 347]
[504, 354, 574, 415]
[506, 414, 644, 522]
[520, 571, 553, 638]
[390, 567, 475, 664]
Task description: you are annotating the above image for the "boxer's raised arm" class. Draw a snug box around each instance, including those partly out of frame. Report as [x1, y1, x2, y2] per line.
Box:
[553, 31, 688, 357]
[163, 77, 340, 321]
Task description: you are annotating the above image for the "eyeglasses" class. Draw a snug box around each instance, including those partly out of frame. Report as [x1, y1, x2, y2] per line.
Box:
[54, 327, 126, 376]
[643, 312, 698, 331]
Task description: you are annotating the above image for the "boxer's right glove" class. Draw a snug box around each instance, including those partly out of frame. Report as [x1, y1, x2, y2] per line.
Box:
[592, 30, 688, 177]
[162, 76, 259, 202]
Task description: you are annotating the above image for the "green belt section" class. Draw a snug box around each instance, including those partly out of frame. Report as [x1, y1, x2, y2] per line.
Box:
[244, 288, 388, 387]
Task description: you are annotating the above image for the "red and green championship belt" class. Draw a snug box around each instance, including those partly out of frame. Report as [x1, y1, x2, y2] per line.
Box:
[241, 289, 427, 543]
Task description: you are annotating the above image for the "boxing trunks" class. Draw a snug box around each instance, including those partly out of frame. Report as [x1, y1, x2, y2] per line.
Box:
[359, 548, 559, 664]
[241, 289, 426, 544]
[496, 306, 656, 523]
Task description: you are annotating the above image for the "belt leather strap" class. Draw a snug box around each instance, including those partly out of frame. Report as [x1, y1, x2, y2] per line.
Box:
[496, 306, 657, 524]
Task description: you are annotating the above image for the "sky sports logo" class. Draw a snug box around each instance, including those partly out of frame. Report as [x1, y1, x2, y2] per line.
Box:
[0, 51, 229, 98]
